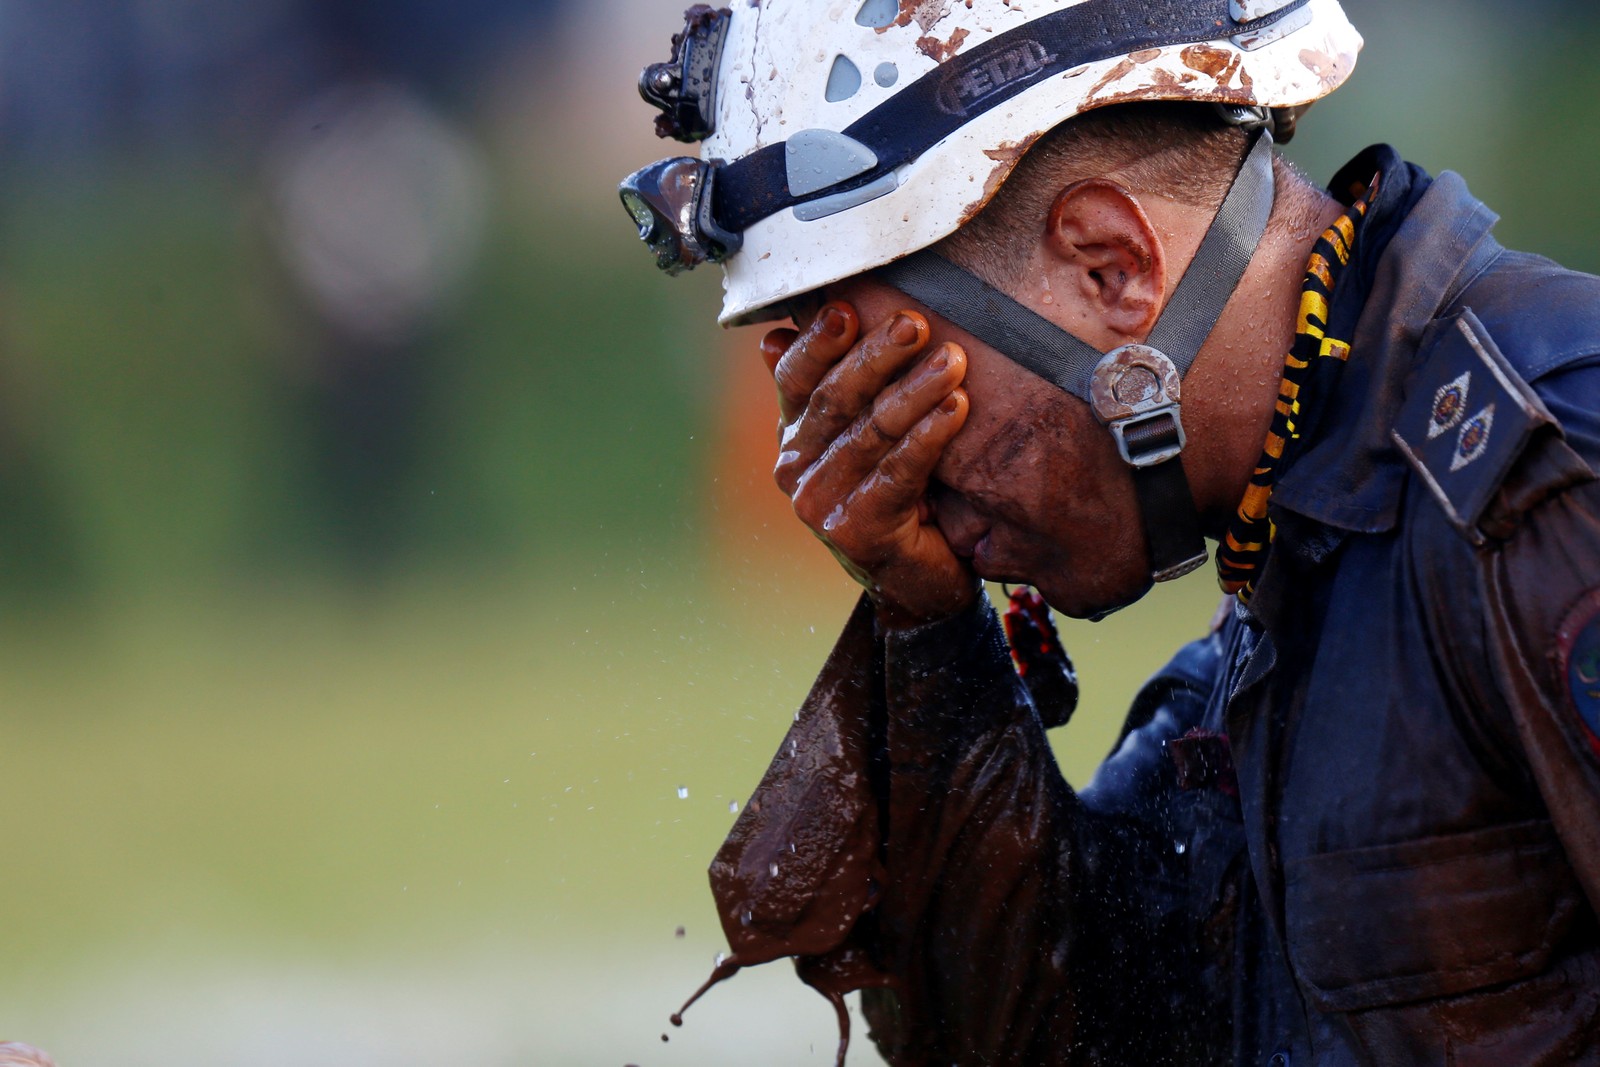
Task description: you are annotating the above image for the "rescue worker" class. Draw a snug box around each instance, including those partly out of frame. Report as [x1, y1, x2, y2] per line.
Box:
[619, 1, 1600, 1063]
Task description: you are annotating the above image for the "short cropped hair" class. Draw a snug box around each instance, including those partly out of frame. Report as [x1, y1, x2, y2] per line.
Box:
[937, 102, 1258, 288]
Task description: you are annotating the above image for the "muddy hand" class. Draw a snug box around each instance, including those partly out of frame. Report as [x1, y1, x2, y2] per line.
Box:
[762, 301, 977, 628]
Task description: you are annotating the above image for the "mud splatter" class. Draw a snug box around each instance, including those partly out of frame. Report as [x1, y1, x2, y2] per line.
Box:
[1300, 49, 1353, 92]
[1181, 44, 1241, 83]
[958, 133, 1042, 225]
[1088, 51, 1260, 107]
[674, 601, 891, 1067]
[981, 135, 1039, 167]
[1085, 57, 1139, 101]
[895, 0, 952, 32]
[916, 26, 970, 62]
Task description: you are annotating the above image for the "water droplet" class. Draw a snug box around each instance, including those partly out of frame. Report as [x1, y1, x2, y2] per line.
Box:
[729, 800, 740, 813]
[822, 504, 846, 532]
[677, 786, 690, 800]
[769, 861, 780, 877]
[789, 842, 797, 853]
[1174, 839, 1188, 855]
[717, 950, 730, 965]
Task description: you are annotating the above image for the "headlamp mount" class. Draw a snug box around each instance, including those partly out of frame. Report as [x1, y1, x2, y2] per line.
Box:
[639, 6, 733, 143]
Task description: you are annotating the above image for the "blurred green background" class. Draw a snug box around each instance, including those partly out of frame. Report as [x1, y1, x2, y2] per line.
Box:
[0, 1, 1596, 1064]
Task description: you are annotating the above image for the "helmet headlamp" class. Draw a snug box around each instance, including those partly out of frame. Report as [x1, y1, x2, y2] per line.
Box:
[618, 157, 742, 275]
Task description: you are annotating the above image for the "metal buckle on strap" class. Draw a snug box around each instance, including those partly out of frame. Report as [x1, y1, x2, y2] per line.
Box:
[1090, 345, 1187, 468]
[1152, 541, 1209, 583]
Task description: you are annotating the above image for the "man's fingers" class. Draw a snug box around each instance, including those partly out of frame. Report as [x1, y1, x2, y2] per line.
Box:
[760, 328, 796, 376]
[789, 310, 929, 459]
[780, 341, 963, 504]
[862, 342, 966, 442]
[772, 303, 858, 422]
[796, 342, 965, 499]
[800, 387, 967, 557]
[851, 388, 969, 529]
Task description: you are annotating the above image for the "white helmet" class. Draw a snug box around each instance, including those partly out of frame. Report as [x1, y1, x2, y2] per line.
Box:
[621, 0, 1363, 589]
[621, 0, 1362, 326]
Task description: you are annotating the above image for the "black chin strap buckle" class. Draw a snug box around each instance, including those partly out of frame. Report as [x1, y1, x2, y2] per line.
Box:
[1092, 345, 1209, 583]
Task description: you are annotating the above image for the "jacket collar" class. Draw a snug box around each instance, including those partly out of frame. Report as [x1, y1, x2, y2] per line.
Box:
[1270, 160, 1504, 536]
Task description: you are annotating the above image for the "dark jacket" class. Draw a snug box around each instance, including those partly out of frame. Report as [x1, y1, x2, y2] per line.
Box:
[707, 162, 1600, 1066]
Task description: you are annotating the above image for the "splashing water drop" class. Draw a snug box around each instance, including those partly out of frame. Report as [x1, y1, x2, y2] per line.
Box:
[769, 861, 781, 877]
[677, 786, 690, 800]
[729, 800, 741, 814]
[1174, 839, 1188, 855]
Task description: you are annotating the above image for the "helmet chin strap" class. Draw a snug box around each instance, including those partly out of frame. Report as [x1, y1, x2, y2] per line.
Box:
[876, 126, 1277, 585]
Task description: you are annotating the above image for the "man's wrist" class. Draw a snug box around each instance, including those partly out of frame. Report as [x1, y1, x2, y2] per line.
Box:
[870, 575, 983, 632]
[878, 589, 1025, 739]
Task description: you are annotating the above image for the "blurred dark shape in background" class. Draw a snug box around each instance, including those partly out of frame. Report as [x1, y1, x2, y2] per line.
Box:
[0, 0, 724, 607]
[0, 1, 547, 160]
[262, 82, 489, 575]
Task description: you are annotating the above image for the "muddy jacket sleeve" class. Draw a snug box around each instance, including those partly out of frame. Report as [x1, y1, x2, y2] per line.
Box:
[708, 593, 1226, 1066]
[1426, 439, 1600, 912]
[1403, 356, 1600, 917]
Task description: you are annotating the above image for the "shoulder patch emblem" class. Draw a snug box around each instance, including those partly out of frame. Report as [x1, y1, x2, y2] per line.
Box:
[1428, 372, 1470, 440]
[1450, 404, 1494, 472]
[1556, 590, 1600, 760]
[1391, 310, 1559, 543]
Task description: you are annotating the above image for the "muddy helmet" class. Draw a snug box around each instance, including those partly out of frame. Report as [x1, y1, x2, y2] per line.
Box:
[620, 0, 1363, 588]
[621, 0, 1361, 326]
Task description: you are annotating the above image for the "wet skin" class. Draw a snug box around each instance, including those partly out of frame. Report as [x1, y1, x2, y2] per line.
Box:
[764, 275, 1154, 625]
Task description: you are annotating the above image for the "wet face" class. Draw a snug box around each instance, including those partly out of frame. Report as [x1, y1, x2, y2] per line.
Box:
[807, 274, 1155, 619]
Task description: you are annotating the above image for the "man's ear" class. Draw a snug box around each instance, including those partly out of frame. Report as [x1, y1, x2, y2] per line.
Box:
[1043, 179, 1166, 340]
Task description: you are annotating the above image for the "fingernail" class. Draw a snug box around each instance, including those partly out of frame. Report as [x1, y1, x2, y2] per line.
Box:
[890, 314, 920, 346]
[928, 348, 950, 373]
[940, 393, 961, 414]
[820, 306, 847, 338]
